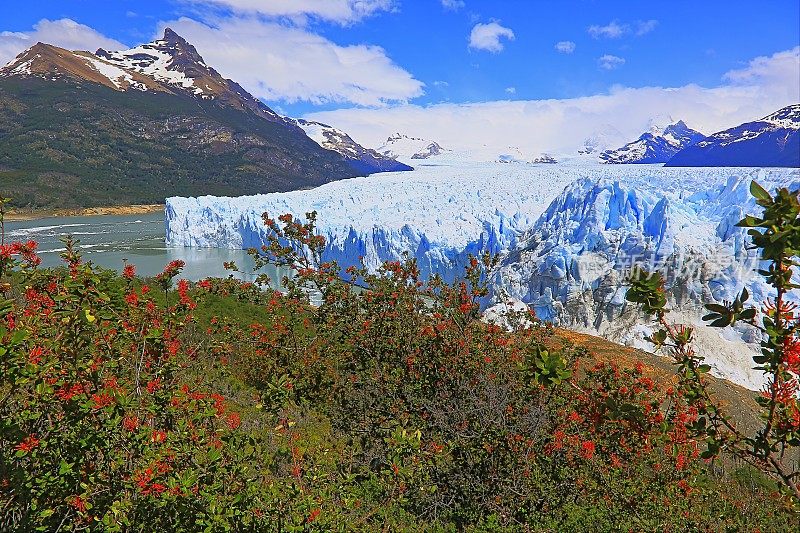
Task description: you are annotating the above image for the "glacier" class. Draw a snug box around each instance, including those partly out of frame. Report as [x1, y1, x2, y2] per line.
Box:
[166, 159, 799, 389]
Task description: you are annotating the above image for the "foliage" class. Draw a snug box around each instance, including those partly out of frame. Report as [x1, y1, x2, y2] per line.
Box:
[0, 202, 796, 531]
[626, 180, 800, 506]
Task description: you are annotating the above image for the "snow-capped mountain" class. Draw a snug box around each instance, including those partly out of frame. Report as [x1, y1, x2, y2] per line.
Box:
[0, 29, 409, 206]
[295, 120, 412, 173]
[0, 42, 166, 93]
[576, 125, 626, 156]
[378, 133, 447, 160]
[600, 121, 705, 164]
[666, 104, 800, 167]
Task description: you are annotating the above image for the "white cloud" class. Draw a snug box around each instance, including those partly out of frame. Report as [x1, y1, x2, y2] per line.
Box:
[588, 20, 628, 39]
[433, 80, 450, 88]
[183, 0, 395, 24]
[555, 40, 576, 54]
[305, 47, 799, 157]
[441, 0, 465, 10]
[162, 16, 423, 106]
[598, 54, 625, 70]
[636, 19, 658, 36]
[724, 46, 800, 90]
[0, 18, 126, 66]
[469, 22, 515, 53]
[505, 87, 516, 94]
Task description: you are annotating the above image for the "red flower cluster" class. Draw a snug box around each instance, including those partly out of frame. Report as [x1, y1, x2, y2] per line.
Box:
[0, 240, 40, 266]
[122, 263, 136, 280]
[15, 435, 40, 453]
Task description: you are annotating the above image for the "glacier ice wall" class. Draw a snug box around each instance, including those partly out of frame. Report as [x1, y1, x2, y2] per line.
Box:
[166, 162, 799, 388]
[166, 161, 580, 281]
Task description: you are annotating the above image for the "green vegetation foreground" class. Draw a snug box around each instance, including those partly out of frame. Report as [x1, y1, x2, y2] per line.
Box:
[0, 189, 797, 531]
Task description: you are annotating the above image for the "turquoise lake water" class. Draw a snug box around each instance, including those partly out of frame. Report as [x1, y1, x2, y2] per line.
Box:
[4, 212, 277, 282]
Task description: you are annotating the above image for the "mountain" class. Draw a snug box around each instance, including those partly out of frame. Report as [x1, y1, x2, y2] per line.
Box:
[600, 121, 705, 164]
[665, 104, 800, 167]
[576, 125, 626, 156]
[378, 134, 447, 160]
[295, 120, 412, 173]
[0, 30, 407, 209]
[531, 154, 558, 164]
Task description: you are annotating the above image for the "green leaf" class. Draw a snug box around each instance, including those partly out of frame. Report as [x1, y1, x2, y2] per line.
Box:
[749, 180, 772, 202]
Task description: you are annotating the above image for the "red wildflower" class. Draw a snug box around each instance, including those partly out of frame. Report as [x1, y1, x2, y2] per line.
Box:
[28, 346, 44, 365]
[308, 509, 321, 523]
[150, 430, 167, 444]
[15, 435, 40, 453]
[125, 291, 139, 306]
[784, 335, 800, 373]
[90, 393, 115, 410]
[122, 264, 136, 280]
[580, 440, 595, 460]
[55, 383, 84, 402]
[146, 378, 162, 394]
[226, 412, 242, 430]
[69, 496, 87, 513]
[122, 416, 139, 432]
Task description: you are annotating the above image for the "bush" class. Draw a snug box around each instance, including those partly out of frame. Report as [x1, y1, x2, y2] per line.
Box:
[0, 199, 796, 531]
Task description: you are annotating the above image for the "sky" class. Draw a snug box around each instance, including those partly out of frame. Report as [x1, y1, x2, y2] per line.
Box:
[2, 0, 799, 153]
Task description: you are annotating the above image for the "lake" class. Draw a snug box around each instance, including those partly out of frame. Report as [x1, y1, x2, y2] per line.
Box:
[4, 211, 278, 282]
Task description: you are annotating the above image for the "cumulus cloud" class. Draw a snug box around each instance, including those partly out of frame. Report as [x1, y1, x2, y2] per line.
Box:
[182, 0, 395, 24]
[162, 16, 423, 106]
[305, 47, 800, 156]
[554, 40, 576, 54]
[469, 22, 515, 53]
[0, 18, 126, 66]
[441, 0, 465, 10]
[598, 54, 625, 70]
[505, 87, 516, 94]
[588, 20, 628, 39]
[724, 46, 800, 89]
[636, 19, 658, 36]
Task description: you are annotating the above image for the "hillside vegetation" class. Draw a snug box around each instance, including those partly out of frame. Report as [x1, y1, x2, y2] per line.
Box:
[1, 200, 797, 531]
[0, 77, 357, 209]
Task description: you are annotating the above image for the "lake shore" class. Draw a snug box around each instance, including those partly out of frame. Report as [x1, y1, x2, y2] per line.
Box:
[4, 204, 165, 222]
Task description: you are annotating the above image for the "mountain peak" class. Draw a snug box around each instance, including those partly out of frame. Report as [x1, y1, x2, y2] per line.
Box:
[761, 103, 800, 129]
[600, 120, 704, 164]
[162, 27, 186, 44]
[667, 104, 800, 167]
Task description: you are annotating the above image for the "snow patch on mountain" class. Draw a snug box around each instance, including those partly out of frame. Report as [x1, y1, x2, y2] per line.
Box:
[666, 104, 800, 167]
[76, 53, 146, 91]
[378, 133, 447, 161]
[600, 121, 705, 164]
[295, 120, 413, 173]
[97, 41, 204, 96]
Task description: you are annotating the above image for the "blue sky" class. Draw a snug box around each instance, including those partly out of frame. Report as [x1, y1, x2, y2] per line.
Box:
[3, 1, 799, 114]
[2, 1, 798, 151]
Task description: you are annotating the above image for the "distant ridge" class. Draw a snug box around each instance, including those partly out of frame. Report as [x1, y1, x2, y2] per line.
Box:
[666, 104, 800, 167]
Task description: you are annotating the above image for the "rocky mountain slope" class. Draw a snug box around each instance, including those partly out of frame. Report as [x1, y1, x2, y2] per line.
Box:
[600, 120, 705, 164]
[0, 29, 406, 209]
[666, 104, 800, 167]
[295, 120, 412, 173]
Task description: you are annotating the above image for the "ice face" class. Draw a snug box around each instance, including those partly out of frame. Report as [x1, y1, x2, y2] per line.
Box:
[166, 162, 799, 389]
